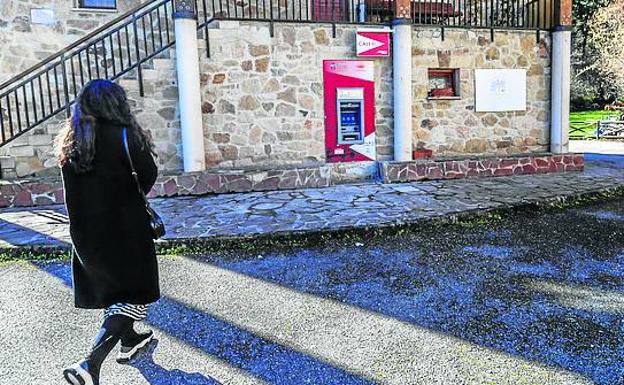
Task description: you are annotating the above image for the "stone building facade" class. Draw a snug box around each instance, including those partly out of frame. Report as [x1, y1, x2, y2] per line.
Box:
[197, 22, 551, 171]
[411, 29, 551, 156]
[0, 0, 146, 84]
[0, 2, 552, 180]
[0, 0, 172, 178]
[199, 21, 394, 169]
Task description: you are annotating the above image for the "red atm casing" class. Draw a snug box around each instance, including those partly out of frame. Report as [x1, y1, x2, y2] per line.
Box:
[323, 60, 376, 163]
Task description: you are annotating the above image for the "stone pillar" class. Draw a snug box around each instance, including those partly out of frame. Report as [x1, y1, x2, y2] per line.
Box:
[174, 0, 206, 172]
[550, 0, 572, 154]
[392, 0, 413, 162]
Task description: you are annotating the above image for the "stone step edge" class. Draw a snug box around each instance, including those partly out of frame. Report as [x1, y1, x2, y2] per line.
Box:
[2, 183, 624, 261]
[381, 153, 585, 183]
[0, 153, 584, 209]
[0, 164, 334, 208]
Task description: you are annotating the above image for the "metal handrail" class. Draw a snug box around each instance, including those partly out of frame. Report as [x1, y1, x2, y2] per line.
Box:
[0, 0, 179, 148]
[0, 0, 167, 92]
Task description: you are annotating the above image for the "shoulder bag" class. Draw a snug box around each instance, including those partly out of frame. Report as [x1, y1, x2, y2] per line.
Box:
[122, 127, 166, 240]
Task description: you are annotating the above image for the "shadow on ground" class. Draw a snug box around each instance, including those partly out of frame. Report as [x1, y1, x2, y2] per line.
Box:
[33, 198, 624, 384]
[129, 339, 219, 385]
[38, 262, 375, 384]
[197, 198, 624, 385]
[0, 205, 70, 250]
[585, 153, 624, 169]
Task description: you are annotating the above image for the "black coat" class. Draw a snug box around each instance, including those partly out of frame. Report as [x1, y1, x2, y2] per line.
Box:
[62, 121, 160, 309]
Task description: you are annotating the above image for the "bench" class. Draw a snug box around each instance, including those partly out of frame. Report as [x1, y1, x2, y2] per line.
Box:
[597, 119, 624, 139]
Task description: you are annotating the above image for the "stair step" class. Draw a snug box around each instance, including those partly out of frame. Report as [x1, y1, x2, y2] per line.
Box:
[45, 121, 64, 135]
[154, 50, 171, 60]
[208, 20, 239, 29]
[152, 58, 174, 70]
[141, 68, 177, 81]
[0, 156, 15, 169]
[118, 79, 141, 90]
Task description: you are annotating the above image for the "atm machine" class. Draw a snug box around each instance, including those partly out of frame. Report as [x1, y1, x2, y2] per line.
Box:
[323, 60, 376, 163]
[337, 88, 365, 145]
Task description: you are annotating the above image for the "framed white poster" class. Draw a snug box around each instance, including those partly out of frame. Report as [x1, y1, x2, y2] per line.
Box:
[30, 8, 56, 25]
[475, 69, 527, 112]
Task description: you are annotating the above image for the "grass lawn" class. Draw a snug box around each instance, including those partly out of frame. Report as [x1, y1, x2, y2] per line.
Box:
[570, 110, 622, 138]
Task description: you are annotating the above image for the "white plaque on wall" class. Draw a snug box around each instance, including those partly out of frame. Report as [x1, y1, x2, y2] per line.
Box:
[31, 8, 56, 25]
[475, 69, 527, 112]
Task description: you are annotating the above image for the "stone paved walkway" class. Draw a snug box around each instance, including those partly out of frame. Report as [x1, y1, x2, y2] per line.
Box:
[1, 154, 624, 251]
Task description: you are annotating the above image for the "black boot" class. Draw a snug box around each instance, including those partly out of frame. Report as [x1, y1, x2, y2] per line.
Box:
[117, 323, 154, 363]
[63, 359, 97, 385]
[63, 315, 133, 385]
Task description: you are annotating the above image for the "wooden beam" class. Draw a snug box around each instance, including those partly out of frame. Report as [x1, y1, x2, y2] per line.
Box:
[394, 0, 411, 20]
[556, 0, 572, 28]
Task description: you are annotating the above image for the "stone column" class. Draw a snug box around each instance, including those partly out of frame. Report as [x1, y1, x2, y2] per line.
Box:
[174, 0, 206, 172]
[550, 0, 572, 154]
[392, 0, 413, 162]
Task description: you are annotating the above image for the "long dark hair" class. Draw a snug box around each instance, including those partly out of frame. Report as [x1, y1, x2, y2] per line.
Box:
[55, 79, 154, 173]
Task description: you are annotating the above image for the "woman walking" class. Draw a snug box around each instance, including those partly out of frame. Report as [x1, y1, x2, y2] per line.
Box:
[55, 79, 160, 385]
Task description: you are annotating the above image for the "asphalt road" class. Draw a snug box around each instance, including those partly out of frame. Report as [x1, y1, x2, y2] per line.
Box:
[1, 198, 623, 385]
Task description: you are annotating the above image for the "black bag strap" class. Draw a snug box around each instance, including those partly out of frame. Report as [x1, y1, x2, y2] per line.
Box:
[122, 127, 148, 203]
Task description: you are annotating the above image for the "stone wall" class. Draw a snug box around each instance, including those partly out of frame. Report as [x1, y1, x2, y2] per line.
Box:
[0, 13, 554, 180]
[0, 0, 176, 179]
[199, 21, 394, 169]
[0, 57, 181, 179]
[411, 28, 552, 156]
[0, 164, 331, 208]
[120, 60, 184, 172]
[0, 0, 145, 84]
[0, 153, 585, 209]
[200, 23, 551, 170]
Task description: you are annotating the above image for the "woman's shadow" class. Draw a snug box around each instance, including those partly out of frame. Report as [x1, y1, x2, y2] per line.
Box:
[128, 339, 221, 385]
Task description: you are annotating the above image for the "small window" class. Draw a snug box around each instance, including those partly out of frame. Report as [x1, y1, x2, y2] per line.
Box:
[428, 69, 460, 99]
[78, 0, 116, 9]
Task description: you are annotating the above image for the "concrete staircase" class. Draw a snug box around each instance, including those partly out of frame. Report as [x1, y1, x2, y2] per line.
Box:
[0, 48, 180, 179]
[0, 0, 197, 180]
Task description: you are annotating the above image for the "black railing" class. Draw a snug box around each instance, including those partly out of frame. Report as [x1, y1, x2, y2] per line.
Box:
[0, 0, 553, 149]
[201, 0, 553, 28]
[201, 0, 391, 23]
[0, 0, 179, 148]
[409, 0, 554, 29]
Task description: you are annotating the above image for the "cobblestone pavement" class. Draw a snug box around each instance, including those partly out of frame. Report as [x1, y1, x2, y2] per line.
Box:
[1, 155, 624, 250]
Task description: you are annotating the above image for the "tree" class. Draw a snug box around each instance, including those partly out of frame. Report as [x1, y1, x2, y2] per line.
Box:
[570, 0, 614, 108]
[573, 0, 611, 56]
[586, 0, 624, 99]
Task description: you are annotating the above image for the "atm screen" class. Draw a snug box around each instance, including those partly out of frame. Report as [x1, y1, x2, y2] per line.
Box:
[341, 112, 359, 126]
[338, 100, 364, 144]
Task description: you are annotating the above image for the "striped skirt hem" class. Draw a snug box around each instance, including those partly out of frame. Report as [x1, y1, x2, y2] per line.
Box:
[103, 303, 149, 321]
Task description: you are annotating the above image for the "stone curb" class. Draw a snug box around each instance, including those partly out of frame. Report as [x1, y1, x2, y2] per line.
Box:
[2, 183, 624, 261]
[0, 154, 584, 209]
[381, 153, 585, 183]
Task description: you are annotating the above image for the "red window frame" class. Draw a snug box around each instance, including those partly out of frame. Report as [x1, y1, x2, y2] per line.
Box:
[428, 69, 460, 98]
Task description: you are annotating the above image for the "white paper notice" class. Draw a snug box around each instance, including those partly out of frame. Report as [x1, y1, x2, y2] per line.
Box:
[31, 8, 56, 25]
[475, 69, 527, 112]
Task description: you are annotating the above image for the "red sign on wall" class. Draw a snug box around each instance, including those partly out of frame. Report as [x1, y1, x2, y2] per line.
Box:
[356, 29, 391, 57]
